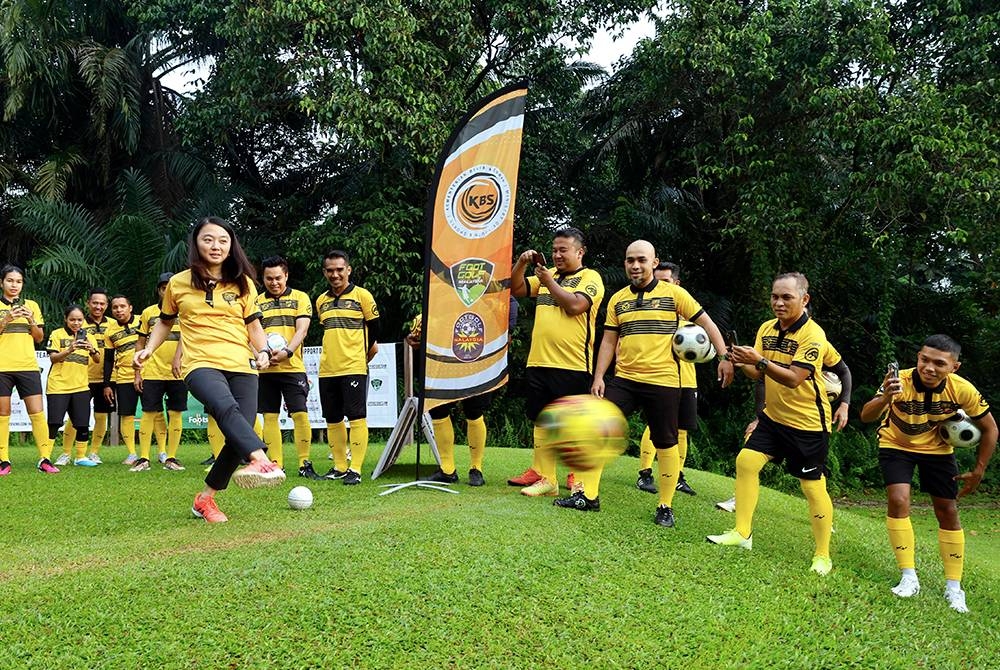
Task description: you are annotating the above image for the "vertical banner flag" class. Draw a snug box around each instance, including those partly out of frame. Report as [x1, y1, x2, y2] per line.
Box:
[420, 82, 528, 412]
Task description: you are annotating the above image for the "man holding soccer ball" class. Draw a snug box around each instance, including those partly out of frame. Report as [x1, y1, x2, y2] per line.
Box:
[860, 335, 997, 613]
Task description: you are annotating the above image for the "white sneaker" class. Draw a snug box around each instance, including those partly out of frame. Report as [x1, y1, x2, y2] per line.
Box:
[157, 451, 168, 464]
[706, 529, 752, 550]
[54, 453, 72, 466]
[88, 452, 103, 464]
[944, 587, 969, 613]
[891, 574, 920, 598]
[122, 453, 138, 465]
[74, 457, 99, 467]
[715, 497, 736, 513]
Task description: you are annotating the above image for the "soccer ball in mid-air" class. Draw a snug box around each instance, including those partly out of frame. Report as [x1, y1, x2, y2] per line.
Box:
[288, 486, 313, 510]
[538, 395, 628, 471]
[821, 371, 842, 403]
[672, 324, 716, 363]
[940, 412, 981, 449]
[266, 332, 288, 352]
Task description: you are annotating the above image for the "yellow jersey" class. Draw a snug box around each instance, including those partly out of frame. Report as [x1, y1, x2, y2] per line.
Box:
[526, 267, 604, 373]
[316, 284, 379, 377]
[257, 287, 312, 374]
[137, 303, 181, 381]
[82, 315, 110, 383]
[0, 297, 43, 372]
[105, 315, 141, 384]
[46, 328, 98, 394]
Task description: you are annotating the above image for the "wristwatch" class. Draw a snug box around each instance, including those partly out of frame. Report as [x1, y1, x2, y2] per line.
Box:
[282, 347, 294, 359]
[755, 358, 769, 371]
[717, 353, 730, 362]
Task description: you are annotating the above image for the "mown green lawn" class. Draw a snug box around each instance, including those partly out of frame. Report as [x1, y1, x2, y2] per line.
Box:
[1, 442, 997, 669]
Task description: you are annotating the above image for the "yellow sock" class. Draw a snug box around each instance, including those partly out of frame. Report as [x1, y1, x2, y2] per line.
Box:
[537, 425, 557, 485]
[292, 412, 311, 467]
[887, 516, 916, 570]
[432, 417, 456, 474]
[639, 426, 655, 471]
[207, 416, 224, 458]
[253, 415, 263, 440]
[63, 419, 76, 456]
[91, 412, 108, 454]
[656, 447, 680, 508]
[735, 449, 771, 538]
[938, 528, 965, 581]
[29, 412, 51, 459]
[677, 430, 689, 470]
[530, 424, 545, 472]
[74, 440, 88, 460]
[467, 416, 486, 471]
[167, 410, 183, 459]
[327, 422, 348, 471]
[348, 418, 368, 474]
[0, 415, 10, 461]
[578, 467, 602, 498]
[138, 413, 157, 460]
[800, 476, 833, 557]
[154, 412, 167, 454]
[263, 414, 283, 468]
[120, 416, 136, 455]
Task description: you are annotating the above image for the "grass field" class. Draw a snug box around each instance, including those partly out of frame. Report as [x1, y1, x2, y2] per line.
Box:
[1, 442, 998, 669]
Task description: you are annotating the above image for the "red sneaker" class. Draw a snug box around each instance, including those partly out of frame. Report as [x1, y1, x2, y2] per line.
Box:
[192, 493, 228, 523]
[37, 459, 60, 474]
[232, 459, 286, 489]
[507, 467, 543, 487]
[0, 461, 11, 476]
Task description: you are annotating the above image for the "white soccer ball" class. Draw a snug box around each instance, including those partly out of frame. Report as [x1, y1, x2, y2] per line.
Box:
[821, 370, 842, 403]
[672, 323, 716, 363]
[940, 411, 981, 449]
[266, 332, 288, 351]
[287, 485, 313, 510]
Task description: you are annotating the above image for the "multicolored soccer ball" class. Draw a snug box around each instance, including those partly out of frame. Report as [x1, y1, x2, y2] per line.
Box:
[672, 324, 715, 363]
[821, 371, 842, 403]
[940, 411, 981, 449]
[538, 395, 628, 470]
[287, 485, 313, 510]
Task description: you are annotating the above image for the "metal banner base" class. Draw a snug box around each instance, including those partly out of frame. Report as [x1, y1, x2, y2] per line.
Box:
[377, 480, 459, 496]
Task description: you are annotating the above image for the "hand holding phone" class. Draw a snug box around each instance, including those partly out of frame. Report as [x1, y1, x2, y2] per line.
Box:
[888, 361, 899, 378]
[531, 251, 546, 266]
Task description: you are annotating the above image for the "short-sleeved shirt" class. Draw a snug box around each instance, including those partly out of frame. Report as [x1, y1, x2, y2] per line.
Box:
[756, 313, 834, 432]
[161, 269, 263, 378]
[0, 297, 43, 372]
[137, 303, 181, 381]
[257, 287, 312, 374]
[46, 328, 99, 394]
[82, 315, 110, 383]
[526, 267, 604, 373]
[316, 284, 379, 378]
[877, 369, 990, 455]
[604, 278, 704, 388]
[678, 319, 697, 389]
[105, 315, 142, 384]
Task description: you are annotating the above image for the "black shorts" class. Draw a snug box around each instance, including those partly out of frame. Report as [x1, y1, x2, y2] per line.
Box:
[0, 370, 43, 398]
[111, 382, 140, 416]
[47, 390, 91, 428]
[258, 372, 309, 414]
[90, 381, 115, 413]
[745, 413, 829, 480]
[678, 387, 698, 432]
[319, 375, 367, 422]
[428, 391, 492, 421]
[525, 367, 592, 422]
[141, 379, 189, 413]
[604, 377, 681, 449]
[879, 447, 959, 500]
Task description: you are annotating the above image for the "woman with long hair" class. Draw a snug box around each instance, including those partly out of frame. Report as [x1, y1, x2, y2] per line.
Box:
[46, 305, 101, 467]
[135, 217, 285, 522]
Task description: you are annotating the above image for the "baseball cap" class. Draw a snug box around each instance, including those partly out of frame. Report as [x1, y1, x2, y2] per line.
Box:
[157, 272, 175, 286]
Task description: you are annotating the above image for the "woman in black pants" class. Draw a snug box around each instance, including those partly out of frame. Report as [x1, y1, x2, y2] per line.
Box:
[135, 216, 285, 522]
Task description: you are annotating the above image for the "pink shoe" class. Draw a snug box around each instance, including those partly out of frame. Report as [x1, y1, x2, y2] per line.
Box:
[192, 493, 228, 523]
[232, 459, 286, 489]
[37, 458, 60, 474]
[0, 461, 11, 476]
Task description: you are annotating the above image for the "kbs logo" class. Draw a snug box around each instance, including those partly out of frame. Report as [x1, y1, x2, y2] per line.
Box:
[452, 312, 485, 362]
[443, 165, 511, 239]
[450, 258, 494, 307]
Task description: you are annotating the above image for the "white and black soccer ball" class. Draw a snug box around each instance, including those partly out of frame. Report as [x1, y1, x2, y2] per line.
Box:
[266, 332, 288, 351]
[821, 370, 842, 403]
[672, 324, 715, 363]
[940, 411, 981, 449]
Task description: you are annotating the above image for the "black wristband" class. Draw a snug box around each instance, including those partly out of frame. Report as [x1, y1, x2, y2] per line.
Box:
[283, 348, 294, 359]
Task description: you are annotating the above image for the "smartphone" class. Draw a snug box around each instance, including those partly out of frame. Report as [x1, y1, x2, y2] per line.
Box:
[888, 361, 899, 378]
[75, 329, 87, 342]
[725, 330, 738, 348]
[531, 251, 546, 266]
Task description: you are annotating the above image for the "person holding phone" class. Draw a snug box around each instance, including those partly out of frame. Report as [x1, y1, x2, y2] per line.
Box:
[0, 264, 52, 475]
[45, 305, 101, 466]
[507, 227, 605, 498]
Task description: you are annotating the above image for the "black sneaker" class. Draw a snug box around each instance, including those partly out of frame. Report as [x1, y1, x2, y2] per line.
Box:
[636, 468, 657, 494]
[298, 460, 324, 480]
[675, 472, 697, 496]
[654, 505, 676, 528]
[200, 455, 216, 466]
[468, 468, 485, 487]
[553, 490, 600, 512]
[342, 470, 361, 485]
[422, 468, 458, 484]
[323, 467, 347, 480]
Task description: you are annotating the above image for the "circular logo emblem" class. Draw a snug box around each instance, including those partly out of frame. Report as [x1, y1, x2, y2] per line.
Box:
[444, 165, 511, 240]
